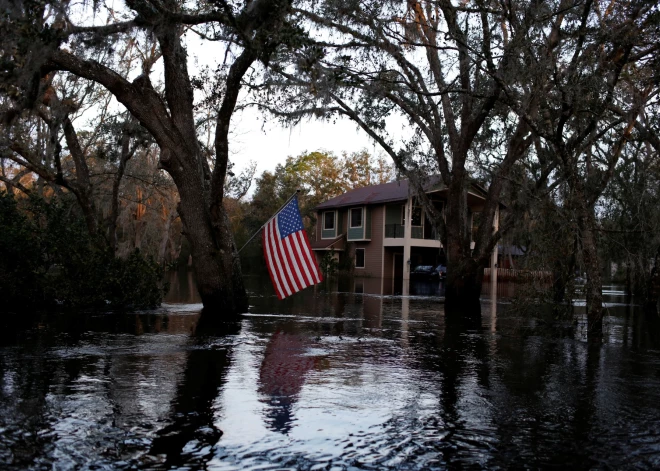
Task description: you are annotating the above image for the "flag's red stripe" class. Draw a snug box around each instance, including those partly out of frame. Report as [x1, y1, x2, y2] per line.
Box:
[269, 220, 292, 297]
[286, 234, 310, 288]
[293, 231, 315, 283]
[268, 219, 288, 299]
[298, 230, 321, 283]
[303, 230, 323, 283]
[298, 230, 322, 283]
[290, 232, 314, 285]
[263, 221, 284, 299]
[284, 235, 307, 290]
[274, 222, 299, 294]
[262, 222, 279, 299]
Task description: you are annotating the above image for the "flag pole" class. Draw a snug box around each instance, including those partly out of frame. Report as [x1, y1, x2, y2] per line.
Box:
[237, 189, 301, 254]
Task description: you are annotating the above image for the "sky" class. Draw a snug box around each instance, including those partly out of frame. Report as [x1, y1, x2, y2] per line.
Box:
[226, 106, 381, 177]
[184, 34, 390, 181]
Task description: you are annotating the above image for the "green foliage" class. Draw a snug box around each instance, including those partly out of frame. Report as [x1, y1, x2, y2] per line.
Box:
[319, 250, 339, 276]
[0, 193, 166, 311]
[228, 149, 395, 270]
[241, 149, 393, 236]
[0, 193, 44, 306]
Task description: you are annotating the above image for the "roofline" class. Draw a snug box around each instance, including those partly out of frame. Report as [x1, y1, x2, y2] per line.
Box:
[314, 179, 504, 211]
[317, 196, 408, 210]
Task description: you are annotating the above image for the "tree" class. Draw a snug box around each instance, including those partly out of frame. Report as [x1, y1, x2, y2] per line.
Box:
[601, 116, 660, 311]
[261, 1, 658, 328]
[244, 149, 392, 241]
[264, 0, 577, 313]
[1, 0, 297, 314]
[503, 0, 659, 334]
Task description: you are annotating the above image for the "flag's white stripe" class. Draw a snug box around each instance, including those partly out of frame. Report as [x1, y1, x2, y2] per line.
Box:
[298, 231, 321, 283]
[270, 219, 292, 297]
[295, 230, 317, 284]
[290, 232, 314, 285]
[264, 220, 284, 299]
[285, 235, 308, 289]
[272, 219, 293, 297]
[275, 222, 300, 293]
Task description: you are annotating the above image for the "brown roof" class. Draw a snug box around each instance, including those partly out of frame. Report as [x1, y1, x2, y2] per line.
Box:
[316, 177, 445, 210]
[310, 235, 345, 251]
[314, 177, 500, 212]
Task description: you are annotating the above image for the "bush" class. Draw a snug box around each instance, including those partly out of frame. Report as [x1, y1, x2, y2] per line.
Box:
[319, 250, 339, 276]
[0, 193, 166, 311]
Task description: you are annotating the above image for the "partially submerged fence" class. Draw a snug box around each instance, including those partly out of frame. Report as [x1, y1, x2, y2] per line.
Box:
[484, 268, 552, 281]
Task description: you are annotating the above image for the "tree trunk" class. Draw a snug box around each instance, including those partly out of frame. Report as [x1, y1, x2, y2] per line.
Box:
[173, 170, 248, 314]
[645, 248, 660, 313]
[444, 175, 482, 316]
[552, 235, 577, 307]
[158, 212, 173, 265]
[577, 202, 604, 337]
[108, 126, 135, 252]
[552, 259, 568, 305]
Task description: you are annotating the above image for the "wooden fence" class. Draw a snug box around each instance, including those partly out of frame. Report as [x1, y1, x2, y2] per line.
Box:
[483, 268, 552, 280]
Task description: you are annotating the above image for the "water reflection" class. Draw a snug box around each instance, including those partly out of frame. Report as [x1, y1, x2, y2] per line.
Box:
[1, 274, 660, 470]
[149, 319, 240, 467]
[258, 330, 318, 434]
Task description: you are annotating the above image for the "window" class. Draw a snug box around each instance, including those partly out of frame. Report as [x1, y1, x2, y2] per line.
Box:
[350, 207, 363, 228]
[411, 206, 423, 227]
[323, 211, 335, 230]
[401, 205, 406, 225]
[355, 248, 365, 268]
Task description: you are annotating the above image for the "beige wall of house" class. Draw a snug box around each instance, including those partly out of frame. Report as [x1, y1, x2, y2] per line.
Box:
[312, 188, 499, 284]
[350, 205, 384, 278]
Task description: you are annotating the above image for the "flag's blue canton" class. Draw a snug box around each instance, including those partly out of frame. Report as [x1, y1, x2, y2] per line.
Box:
[277, 197, 304, 238]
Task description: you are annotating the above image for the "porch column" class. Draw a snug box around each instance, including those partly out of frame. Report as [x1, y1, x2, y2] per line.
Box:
[491, 206, 499, 270]
[403, 195, 412, 281]
[490, 205, 499, 332]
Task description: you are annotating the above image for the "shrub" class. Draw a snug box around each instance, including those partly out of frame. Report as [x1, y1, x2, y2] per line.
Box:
[319, 250, 339, 276]
[0, 193, 166, 311]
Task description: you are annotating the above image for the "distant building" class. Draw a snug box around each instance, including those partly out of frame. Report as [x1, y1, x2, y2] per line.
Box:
[310, 178, 499, 283]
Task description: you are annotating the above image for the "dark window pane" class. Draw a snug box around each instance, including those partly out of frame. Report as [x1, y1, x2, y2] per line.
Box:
[324, 211, 335, 230]
[411, 206, 422, 226]
[355, 248, 365, 268]
[350, 208, 363, 228]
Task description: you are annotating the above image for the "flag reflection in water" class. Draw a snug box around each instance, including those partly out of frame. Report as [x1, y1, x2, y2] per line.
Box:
[258, 330, 318, 434]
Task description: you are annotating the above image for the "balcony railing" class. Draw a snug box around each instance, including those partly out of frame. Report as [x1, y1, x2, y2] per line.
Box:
[385, 224, 404, 238]
[413, 226, 441, 240]
[386, 224, 441, 240]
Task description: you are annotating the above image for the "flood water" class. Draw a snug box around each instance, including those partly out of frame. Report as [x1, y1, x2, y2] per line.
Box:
[1, 272, 660, 470]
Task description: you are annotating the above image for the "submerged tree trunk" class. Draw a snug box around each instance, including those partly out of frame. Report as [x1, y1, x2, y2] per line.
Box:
[444, 175, 482, 315]
[164, 148, 248, 314]
[646, 248, 660, 313]
[577, 201, 604, 336]
[158, 211, 173, 265]
[552, 233, 578, 307]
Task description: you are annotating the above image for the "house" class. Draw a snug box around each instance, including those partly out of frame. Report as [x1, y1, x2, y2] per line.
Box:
[310, 178, 499, 291]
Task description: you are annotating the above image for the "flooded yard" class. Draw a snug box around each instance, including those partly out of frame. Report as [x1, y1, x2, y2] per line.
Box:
[1, 273, 660, 469]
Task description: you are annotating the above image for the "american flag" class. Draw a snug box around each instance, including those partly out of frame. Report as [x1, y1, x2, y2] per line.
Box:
[262, 196, 322, 299]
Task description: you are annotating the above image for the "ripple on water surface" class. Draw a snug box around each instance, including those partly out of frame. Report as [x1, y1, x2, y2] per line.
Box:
[1, 279, 660, 470]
